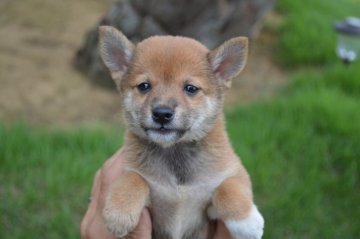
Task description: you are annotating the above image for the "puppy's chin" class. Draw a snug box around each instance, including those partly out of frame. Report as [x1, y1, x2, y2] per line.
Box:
[146, 129, 181, 148]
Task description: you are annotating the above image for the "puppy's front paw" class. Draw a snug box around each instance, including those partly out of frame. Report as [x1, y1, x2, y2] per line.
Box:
[103, 206, 141, 238]
[225, 205, 264, 239]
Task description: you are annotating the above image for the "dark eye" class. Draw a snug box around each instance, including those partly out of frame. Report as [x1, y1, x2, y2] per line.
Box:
[137, 82, 151, 93]
[184, 84, 200, 95]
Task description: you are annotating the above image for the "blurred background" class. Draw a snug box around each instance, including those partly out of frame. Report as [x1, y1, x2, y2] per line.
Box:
[0, 0, 359, 238]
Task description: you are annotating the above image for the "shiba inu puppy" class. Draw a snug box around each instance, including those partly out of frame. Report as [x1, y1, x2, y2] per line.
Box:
[98, 26, 264, 239]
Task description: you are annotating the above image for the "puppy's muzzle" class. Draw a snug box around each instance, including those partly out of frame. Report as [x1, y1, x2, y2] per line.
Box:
[152, 106, 174, 125]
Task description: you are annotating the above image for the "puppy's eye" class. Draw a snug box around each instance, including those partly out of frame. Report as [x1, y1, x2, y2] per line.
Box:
[137, 82, 152, 93]
[184, 84, 200, 95]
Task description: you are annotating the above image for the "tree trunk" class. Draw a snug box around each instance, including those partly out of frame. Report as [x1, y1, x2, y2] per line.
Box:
[74, 0, 276, 89]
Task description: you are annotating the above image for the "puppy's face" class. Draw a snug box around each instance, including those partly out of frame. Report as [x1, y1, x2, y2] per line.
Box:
[99, 26, 248, 147]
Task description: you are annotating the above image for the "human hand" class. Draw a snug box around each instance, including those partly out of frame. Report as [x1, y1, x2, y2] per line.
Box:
[80, 149, 152, 239]
[213, 221, 233, 239]
[80, 148, 232, 239]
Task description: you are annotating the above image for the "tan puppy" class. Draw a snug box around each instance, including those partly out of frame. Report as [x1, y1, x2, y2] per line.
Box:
[98, 26, 264, 239]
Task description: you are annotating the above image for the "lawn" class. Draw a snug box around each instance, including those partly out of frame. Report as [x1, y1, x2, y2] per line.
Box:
[1, 0, 360, 238]
[0, 125, 124, 238]
[227, 63, 360, 238]
[277, 0, 360, 66]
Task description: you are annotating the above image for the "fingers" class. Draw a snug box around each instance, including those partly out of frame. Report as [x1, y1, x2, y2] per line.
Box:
[86, 213, 116, 239]
[104, 147, 126, 172]
[80, 169, 101, 238]
[98, 149, 125, 210]
[213, 221, 233, 239]
[81, 148, 126, 239]
[89, 169, 102, 213]
[124, 209, 152, 239]
[137, 209, 152, 235]
[108, 147, 126, 165]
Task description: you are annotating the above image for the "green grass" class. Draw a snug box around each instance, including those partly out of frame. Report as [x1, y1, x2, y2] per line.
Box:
[277, 0, 360, 66]
[0, 125, 124, 238]
[290, 63, 360, 97]
[228, 84, 360, 238]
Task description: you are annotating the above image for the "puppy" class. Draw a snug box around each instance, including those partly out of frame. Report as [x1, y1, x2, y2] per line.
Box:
[98, 26, 264, 239]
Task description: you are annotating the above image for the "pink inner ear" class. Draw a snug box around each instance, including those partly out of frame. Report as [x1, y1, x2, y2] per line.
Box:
[114, 52, 128, 71]
[214, 59, 232, 77]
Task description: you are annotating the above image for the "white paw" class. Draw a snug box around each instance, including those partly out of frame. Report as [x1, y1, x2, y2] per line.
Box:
[225, 205, 264, 239]
[103, 206, 141, 238]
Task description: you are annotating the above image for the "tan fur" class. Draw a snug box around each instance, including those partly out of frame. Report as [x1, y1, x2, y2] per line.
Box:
[211, 176, 252, 221]
[107, 172, 150, 213]
[98, 26, 263, 239]
[121, 36, 220, 121]
[103, 172, 150, 237]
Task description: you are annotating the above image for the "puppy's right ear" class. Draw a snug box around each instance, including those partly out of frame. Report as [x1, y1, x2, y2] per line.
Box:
[98, 26, 135, 86]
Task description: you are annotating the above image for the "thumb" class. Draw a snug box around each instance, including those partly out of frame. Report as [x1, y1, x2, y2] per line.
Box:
[127, 209, 152, 239]
[213, 221, 232, 239]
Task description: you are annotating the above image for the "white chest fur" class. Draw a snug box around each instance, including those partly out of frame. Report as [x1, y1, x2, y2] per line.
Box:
[124, 141, 239, 238]
[144, 169, 233, 239]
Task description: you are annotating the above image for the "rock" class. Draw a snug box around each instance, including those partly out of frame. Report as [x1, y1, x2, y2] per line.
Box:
[109, 1, 141, 36]
[74, 0, 276, 89]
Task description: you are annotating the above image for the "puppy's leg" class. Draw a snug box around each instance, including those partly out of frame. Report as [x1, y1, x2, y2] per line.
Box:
[208, 177, 264, 239]
[103, 171, 150, 238]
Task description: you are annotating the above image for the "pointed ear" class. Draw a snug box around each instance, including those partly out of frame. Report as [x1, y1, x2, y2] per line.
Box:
[208, 37, 248, 88]
[98, 26, 135, 86]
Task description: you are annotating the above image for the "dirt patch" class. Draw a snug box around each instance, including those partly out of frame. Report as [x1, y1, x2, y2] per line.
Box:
[0, 1, 287, 126]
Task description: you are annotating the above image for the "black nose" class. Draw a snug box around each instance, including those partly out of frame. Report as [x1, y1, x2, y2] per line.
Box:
[152, 106, 174, 125]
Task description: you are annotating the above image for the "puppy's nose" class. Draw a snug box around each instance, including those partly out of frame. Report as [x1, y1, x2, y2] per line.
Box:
[152, 106, 174, 125]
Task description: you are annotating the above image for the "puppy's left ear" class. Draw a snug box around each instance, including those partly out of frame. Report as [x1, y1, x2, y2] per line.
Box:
[208, 37, 248, 88]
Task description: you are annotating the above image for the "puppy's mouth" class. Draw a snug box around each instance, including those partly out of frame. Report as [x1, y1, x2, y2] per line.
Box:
[144, 126, 186, 136]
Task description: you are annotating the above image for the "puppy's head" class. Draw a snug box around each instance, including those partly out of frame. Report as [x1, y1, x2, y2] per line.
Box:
[99, 26, 248, 147]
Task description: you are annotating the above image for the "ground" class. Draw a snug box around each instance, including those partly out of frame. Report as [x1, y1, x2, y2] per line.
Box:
[0, 0, 287, 126]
